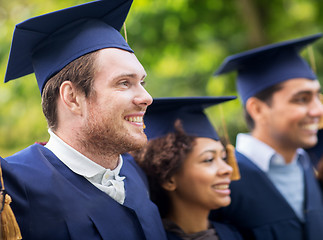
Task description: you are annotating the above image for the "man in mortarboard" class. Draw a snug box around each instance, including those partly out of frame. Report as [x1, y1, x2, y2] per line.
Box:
[2, 1, 167, 239]
[210, 34, 323, 240]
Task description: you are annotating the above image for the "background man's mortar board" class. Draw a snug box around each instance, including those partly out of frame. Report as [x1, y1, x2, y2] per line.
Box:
[214, 33, 323, 104]
[143, 96, 240, 180]
[4, 0, 133, 94]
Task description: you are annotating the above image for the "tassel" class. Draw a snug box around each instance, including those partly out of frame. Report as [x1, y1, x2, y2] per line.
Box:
[319, 118, 323, 130]
[319, 94, 323, 129]
[123, 22, 128, 43]
[1, 193, 22, 240]
[0, 162, 22, 240]
[218, 104, 241, 181]
[226, 144, 241, 181]
[309, 51, 323, 129]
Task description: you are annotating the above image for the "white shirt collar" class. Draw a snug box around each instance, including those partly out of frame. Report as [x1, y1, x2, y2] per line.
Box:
[45, 129, 123, 178]
[236, 133, 304, 172]
[44, 129, 126, 204]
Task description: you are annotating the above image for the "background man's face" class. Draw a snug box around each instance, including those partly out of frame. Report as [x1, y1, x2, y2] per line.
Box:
[260, 78, 323, 150]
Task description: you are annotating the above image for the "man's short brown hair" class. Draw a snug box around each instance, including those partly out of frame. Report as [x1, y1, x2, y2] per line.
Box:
[41, 51, 99, 130]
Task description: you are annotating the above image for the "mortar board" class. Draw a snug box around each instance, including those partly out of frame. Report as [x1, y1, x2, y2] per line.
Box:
[4, 0, 133, 93]
[214, 33, 323, 104]
[144, 96, 236, 140]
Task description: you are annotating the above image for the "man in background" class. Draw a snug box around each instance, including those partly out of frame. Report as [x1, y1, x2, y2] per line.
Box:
[211, 33, 323, 240]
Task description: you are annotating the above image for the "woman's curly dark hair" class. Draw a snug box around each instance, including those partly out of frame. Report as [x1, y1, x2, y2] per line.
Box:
[133, 119, 196, 218]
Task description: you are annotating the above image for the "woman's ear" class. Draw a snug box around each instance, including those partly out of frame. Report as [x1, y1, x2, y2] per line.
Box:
[161, 177, 177, 191]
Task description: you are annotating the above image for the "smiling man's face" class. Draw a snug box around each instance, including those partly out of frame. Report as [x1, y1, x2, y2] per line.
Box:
[80, 48, 153, 156]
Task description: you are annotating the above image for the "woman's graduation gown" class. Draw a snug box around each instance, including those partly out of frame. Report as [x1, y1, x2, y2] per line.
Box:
[165, 221, 243, 240]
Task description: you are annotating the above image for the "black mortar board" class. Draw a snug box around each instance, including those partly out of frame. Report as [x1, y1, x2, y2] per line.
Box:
[4, 0, 133, 93]
[214, 33, 322, 104]
[144, 96, 236, 140]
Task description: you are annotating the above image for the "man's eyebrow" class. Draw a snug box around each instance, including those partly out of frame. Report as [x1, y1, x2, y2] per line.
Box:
[293, 88, 321, 96]
[112, 73, 146, 81]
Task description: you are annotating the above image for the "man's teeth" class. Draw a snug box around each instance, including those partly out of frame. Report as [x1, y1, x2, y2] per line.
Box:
[126, 116, 143, 123]
[303, 123, 319, 131]
[213, 184, 229, 190]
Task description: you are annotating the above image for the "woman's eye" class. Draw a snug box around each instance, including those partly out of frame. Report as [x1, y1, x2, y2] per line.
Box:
[203, 158, 214, 163]
[222, 152, 228, 161]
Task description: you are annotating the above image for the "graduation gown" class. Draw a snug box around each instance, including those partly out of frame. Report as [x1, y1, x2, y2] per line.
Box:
[3, 144, 167, 240]
[165, 221, 243, 240]
[210, 151, 323, 240]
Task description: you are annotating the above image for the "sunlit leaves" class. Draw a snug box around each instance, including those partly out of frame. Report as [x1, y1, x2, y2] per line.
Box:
[1, 0, 323, 155]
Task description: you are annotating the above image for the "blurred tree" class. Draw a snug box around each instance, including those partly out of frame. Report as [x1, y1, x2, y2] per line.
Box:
[0, 0, 323, 156]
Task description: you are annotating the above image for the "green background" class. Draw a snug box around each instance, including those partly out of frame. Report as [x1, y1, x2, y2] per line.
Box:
[1, 0, 323, 156]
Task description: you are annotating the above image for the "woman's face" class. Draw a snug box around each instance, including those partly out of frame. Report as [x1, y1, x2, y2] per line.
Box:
[171, 137, 233, 211]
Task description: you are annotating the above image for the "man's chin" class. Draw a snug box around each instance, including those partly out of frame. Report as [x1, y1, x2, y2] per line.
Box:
[302, 137, 318, 149]
[124, 135, 148, 152]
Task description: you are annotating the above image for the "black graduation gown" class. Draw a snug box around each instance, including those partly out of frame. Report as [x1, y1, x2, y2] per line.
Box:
[210, 151, 323, 240]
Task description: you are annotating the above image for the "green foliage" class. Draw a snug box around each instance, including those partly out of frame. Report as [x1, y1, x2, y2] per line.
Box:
[1, 0, 323, 156]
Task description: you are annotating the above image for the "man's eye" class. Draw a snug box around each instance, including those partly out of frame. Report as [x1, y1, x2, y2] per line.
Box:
[141, 81, 146, 87]
[120, 81, 129, 87]
[294, 97, 309, 103]
[291, 94, 312, 104]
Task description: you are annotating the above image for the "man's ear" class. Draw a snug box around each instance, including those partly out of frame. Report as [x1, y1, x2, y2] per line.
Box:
[245, 97, 268, 123]
[59, 81, 84, 115]
[161, 177, 177, 191]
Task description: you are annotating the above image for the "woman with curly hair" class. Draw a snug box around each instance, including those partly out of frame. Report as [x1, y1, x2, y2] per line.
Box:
[134, 96, 243, 240]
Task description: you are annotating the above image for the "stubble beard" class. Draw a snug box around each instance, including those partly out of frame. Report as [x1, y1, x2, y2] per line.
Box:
[78, 108, 147, 158]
